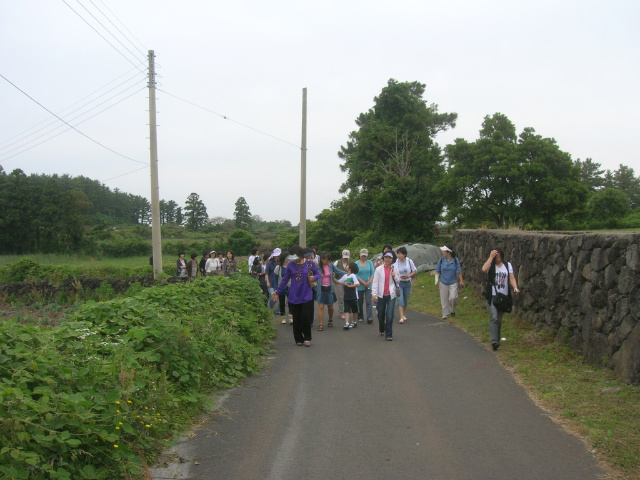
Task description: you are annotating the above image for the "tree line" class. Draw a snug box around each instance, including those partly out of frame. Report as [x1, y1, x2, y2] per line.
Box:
[305, 79, 639, 254]
[1, 79, 638, 255]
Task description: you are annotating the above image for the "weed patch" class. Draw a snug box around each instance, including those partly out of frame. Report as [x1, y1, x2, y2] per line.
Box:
[0, 276, 275, 479]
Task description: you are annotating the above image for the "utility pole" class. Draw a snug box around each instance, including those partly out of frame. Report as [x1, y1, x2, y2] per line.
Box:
[148, 50, 162, 278]
[299, 87, 307, 247]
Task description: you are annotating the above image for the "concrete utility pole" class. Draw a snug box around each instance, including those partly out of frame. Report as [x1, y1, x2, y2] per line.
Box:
[148, 50, 162, 278]
[299, 87, 307, 247]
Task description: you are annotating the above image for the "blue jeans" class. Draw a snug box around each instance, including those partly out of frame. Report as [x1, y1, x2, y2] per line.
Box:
[397, 281, 412, 307]
[377, 295, 396, 339]
[357, 288, 373, 320]
[487, 298, 504, 345]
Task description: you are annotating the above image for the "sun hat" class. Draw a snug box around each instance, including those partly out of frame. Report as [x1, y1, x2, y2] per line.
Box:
[384, 252, 394, 258]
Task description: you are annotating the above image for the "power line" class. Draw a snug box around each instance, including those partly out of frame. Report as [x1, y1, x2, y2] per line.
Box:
[102, 165, 149, 182]
[89, 0, 148, 58]
[157, 88, 302, 150]
[0, 74, 144, 153]
[0, 72, 146, 164]
[0, 68, 143, 148]
[61, 0, 146, 73]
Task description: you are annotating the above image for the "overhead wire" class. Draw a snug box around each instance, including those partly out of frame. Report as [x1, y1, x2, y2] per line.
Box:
[0, 73, 144, 154]
[0, 73, 146, 164]
[89, 0, 148, 58]
[157, 89, 302, 150]
[0, 67, 143, 148]
[61, 0, 147, 74]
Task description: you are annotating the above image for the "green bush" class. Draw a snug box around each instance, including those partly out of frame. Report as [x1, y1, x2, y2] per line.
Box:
[0, 276, 275, 479]
[98, 238, 150, 258]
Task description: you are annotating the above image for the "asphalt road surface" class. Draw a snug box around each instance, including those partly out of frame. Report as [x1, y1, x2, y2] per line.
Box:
[151, 308, 605, 480]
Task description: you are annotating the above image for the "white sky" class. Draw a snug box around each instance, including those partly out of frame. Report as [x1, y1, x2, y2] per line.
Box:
[1, 0, 639, 223]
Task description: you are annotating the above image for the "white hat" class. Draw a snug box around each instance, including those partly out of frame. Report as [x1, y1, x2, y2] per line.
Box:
[440, 246, 452, 253]
[342, 249, 350, 258]
[209, 250, 216, 254]
[272, 248, 282, 257]
[359, 248, 369, 257]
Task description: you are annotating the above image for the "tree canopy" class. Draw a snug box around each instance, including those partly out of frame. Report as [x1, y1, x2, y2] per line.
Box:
[438, 113, 588, 229]
[336, 79, 457, 242]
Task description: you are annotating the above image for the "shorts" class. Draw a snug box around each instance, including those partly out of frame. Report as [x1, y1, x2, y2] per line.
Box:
[343, 298, 359, 314]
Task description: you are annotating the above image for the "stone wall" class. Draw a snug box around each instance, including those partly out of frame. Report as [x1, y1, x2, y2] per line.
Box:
[452, 229, 640, 385]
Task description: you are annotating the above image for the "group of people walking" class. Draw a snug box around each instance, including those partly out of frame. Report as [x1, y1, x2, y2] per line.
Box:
[175, 243, 521, 352]
[175, 249, 241, 282]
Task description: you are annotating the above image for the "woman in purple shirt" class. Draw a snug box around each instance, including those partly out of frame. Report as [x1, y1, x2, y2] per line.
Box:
[273, 245, 321, 346]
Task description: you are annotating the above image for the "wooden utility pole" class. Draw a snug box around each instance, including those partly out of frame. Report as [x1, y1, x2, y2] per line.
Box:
[299, 87, 307, 247]
[148, 50, 162, 277]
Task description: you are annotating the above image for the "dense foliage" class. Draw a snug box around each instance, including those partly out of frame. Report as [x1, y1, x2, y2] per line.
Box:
[335, 79, 456, 245]
[0, 275, 275, 479]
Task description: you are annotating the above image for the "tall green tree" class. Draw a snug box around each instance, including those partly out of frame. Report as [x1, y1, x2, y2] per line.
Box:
[605, 164, 640, 209]
[184, 193, 208, 232]
[234, 197, 252, 231]
[439, 113, 587, 228]
[338, 79, 457, 242]
[575, 158, 605, 192]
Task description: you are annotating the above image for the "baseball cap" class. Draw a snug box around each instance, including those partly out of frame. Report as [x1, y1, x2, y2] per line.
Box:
[342, 249, 350, 258]
[359, 248, 369, 257]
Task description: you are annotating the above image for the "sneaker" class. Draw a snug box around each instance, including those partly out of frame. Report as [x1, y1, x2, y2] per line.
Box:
[358, 318, 363, 322]
[289, 320, 293, 325]
[303, 341, 311, 347]
[386, 337, 393, 341]
[351, 322, 357, 328]
[289, 314, 293, 319]
[343, 324, 350, 330]
[399, 318, 404, 324]
[296, 342, 303, 346]
[492, 343, 499, 351]
[281, 318, 286, 324]
[367, 318, 373, 324]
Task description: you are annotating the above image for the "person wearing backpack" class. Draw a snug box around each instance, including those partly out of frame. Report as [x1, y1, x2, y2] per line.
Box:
[481, 247, 520, 351]
[435, 246, 465, 320]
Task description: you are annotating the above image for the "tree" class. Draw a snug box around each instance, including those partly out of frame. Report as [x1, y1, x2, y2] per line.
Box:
[338, 79, 457, 242]
[606, 164, 640, 209]
[227, 229, 256, 256]
[589, 188, 631, 221]
[439, 113, 587, 228]
[575, 158, 605, 192]
[184, 193, 208, 232]
[234, 197, 252, 231]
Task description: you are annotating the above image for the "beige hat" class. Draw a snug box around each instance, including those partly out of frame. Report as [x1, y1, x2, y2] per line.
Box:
[359, 248, 369, 257]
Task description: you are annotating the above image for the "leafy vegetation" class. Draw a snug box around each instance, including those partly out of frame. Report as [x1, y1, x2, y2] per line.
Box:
[0, 275, 275, 479]
[410, 274, 640, 480]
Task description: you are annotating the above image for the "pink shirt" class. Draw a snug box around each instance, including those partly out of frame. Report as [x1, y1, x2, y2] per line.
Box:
[321, 265, 332, 286]
[383, 265, 392, 296]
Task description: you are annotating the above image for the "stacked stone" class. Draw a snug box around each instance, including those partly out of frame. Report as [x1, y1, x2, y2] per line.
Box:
[452, 229, 640, 385]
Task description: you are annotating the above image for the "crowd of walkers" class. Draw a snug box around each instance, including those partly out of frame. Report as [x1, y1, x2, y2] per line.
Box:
[175, 243, 520, 351]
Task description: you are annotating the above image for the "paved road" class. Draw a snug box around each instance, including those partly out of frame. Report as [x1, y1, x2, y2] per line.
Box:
[151, 309, 605, 480]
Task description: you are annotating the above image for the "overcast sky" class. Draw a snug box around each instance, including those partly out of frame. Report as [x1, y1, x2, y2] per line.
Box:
[1, 1, 638, 223]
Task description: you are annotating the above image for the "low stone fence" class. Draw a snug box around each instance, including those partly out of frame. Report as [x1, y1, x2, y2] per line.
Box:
[452, 229, 640, 385]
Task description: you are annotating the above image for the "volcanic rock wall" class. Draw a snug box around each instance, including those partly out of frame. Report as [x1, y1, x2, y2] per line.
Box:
[453, 229, 640, 385]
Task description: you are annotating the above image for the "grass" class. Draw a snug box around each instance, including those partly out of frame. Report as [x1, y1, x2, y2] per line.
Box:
[410, 272, 640, 480]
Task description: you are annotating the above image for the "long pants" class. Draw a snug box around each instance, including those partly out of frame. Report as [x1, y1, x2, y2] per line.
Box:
[335, 283, 345, 315]
[439, 282, 458, 318]
[377, 295, 396, 339]
[289, 300, 314, 344]
[357, 288, 373, 321]
[487, 298, 504, 346]
[279, 294, 288, 318]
